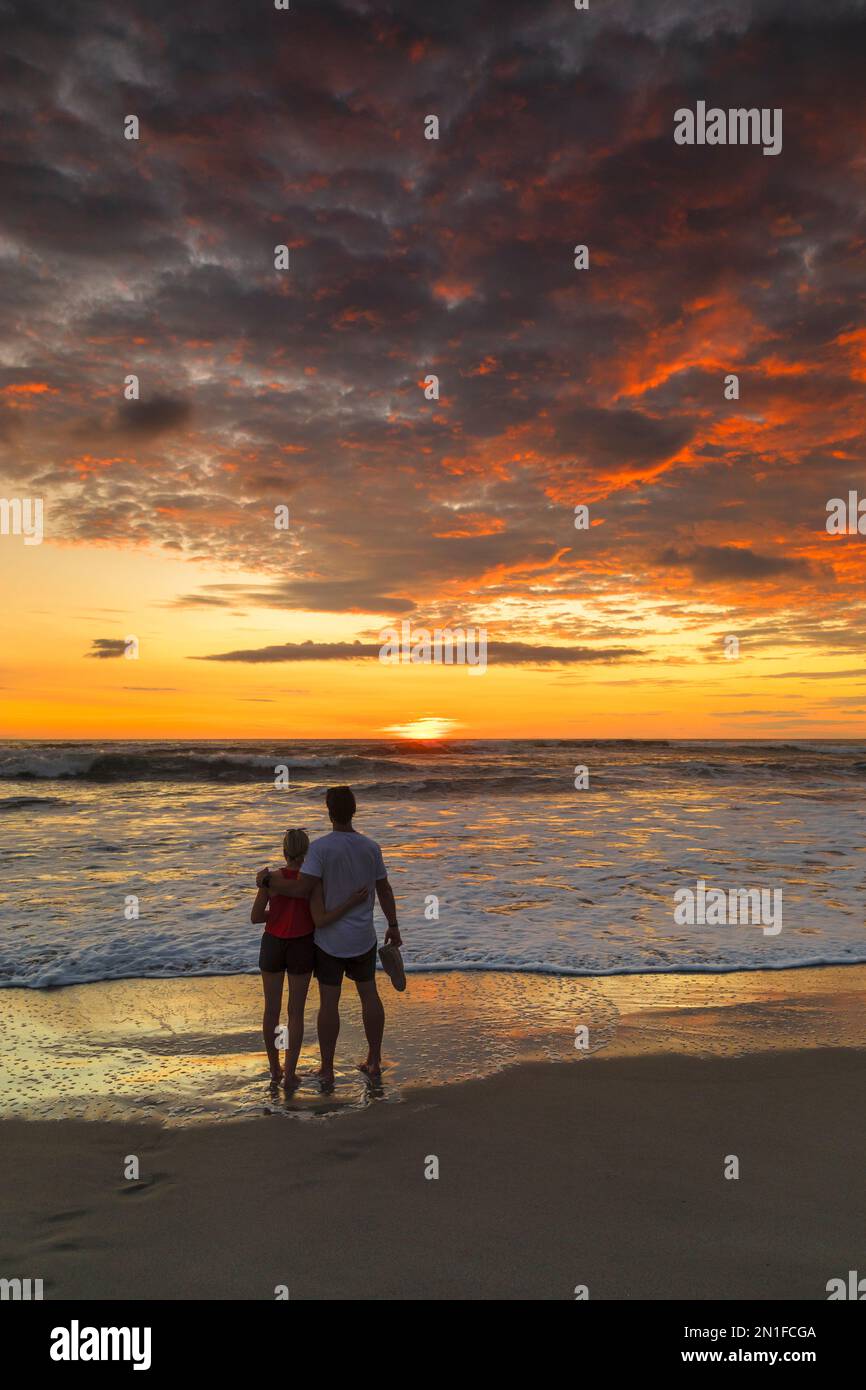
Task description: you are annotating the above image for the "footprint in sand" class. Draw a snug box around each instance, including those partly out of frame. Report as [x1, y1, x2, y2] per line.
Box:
[118, 1170, 172, 1197]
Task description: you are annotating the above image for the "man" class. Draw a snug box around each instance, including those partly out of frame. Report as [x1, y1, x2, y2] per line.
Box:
[258, 786, 401, 1083]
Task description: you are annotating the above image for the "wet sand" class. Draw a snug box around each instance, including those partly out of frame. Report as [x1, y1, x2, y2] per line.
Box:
[1, 964, 864, 1123]
[1, 967, 865, 1299]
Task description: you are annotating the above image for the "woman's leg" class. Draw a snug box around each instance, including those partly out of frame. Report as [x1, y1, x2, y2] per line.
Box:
[261, 970, 285, 1082]
[284, 971, 312, 1087]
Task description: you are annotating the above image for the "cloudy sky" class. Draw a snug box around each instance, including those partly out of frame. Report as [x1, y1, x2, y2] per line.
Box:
[1, 0, 865, 738]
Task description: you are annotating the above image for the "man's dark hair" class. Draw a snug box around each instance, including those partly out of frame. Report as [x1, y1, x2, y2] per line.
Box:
[326, 785, 356, 823]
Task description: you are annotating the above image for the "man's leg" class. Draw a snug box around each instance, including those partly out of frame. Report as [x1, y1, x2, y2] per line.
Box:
[355, 977, 385, 1077]
[316, 981, 342, 1085]
[260, 970, 285, 1083]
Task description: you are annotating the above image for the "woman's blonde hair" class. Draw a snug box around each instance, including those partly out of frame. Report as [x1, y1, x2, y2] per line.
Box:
[283, 827, 310, 862]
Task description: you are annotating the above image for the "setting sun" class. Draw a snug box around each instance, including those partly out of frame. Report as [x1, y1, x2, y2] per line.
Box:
[382, 717, 460, 740]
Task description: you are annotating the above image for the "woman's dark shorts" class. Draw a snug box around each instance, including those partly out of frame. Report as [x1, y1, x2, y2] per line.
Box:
[314, 943, 377, 986]
[259, 931, 315, 975]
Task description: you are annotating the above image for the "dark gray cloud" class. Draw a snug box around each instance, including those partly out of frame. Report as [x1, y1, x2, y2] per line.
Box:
[0, 0, 863, 658]
[194, 639, 644, 665]
[764, 668, 866, 680]
[656, 546, 808, 581]
[173, 582, 415, 614]
[115, 399, 193, 437]
[86, 638, 128, 659]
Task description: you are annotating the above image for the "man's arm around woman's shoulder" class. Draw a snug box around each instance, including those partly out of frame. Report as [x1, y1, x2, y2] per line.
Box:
[255, 866, 318, 897]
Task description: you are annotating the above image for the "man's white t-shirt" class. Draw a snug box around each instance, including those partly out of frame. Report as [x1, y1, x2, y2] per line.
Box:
[301, 829, 387, 958]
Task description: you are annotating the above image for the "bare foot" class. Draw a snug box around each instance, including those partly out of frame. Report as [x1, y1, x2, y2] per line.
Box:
[316, 1066, 335, 1090]
[268, 1068, 283, 1086]
[359, 1056, 382, 1078]
[283, 1073, 302, 1090]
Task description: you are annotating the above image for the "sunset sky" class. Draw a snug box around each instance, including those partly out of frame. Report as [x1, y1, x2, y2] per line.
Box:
[1, 0, 865, 739]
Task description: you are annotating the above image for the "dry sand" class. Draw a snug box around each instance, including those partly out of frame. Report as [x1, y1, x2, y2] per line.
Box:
[2, 1045, 865, 1300]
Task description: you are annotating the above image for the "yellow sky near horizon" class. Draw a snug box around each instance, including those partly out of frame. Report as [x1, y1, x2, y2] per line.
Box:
[1, 538, 863, 740]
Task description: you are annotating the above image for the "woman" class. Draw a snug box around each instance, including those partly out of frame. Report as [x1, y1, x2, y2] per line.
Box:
[251, 828, 367, 1088]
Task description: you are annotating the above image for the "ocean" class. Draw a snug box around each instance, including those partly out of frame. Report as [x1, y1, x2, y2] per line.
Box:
[0, 739, 864, 989]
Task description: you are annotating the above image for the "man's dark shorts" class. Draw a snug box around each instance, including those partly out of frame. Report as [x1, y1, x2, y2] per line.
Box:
[259, 931, 315, 975]
[314, 943, 377, 986]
